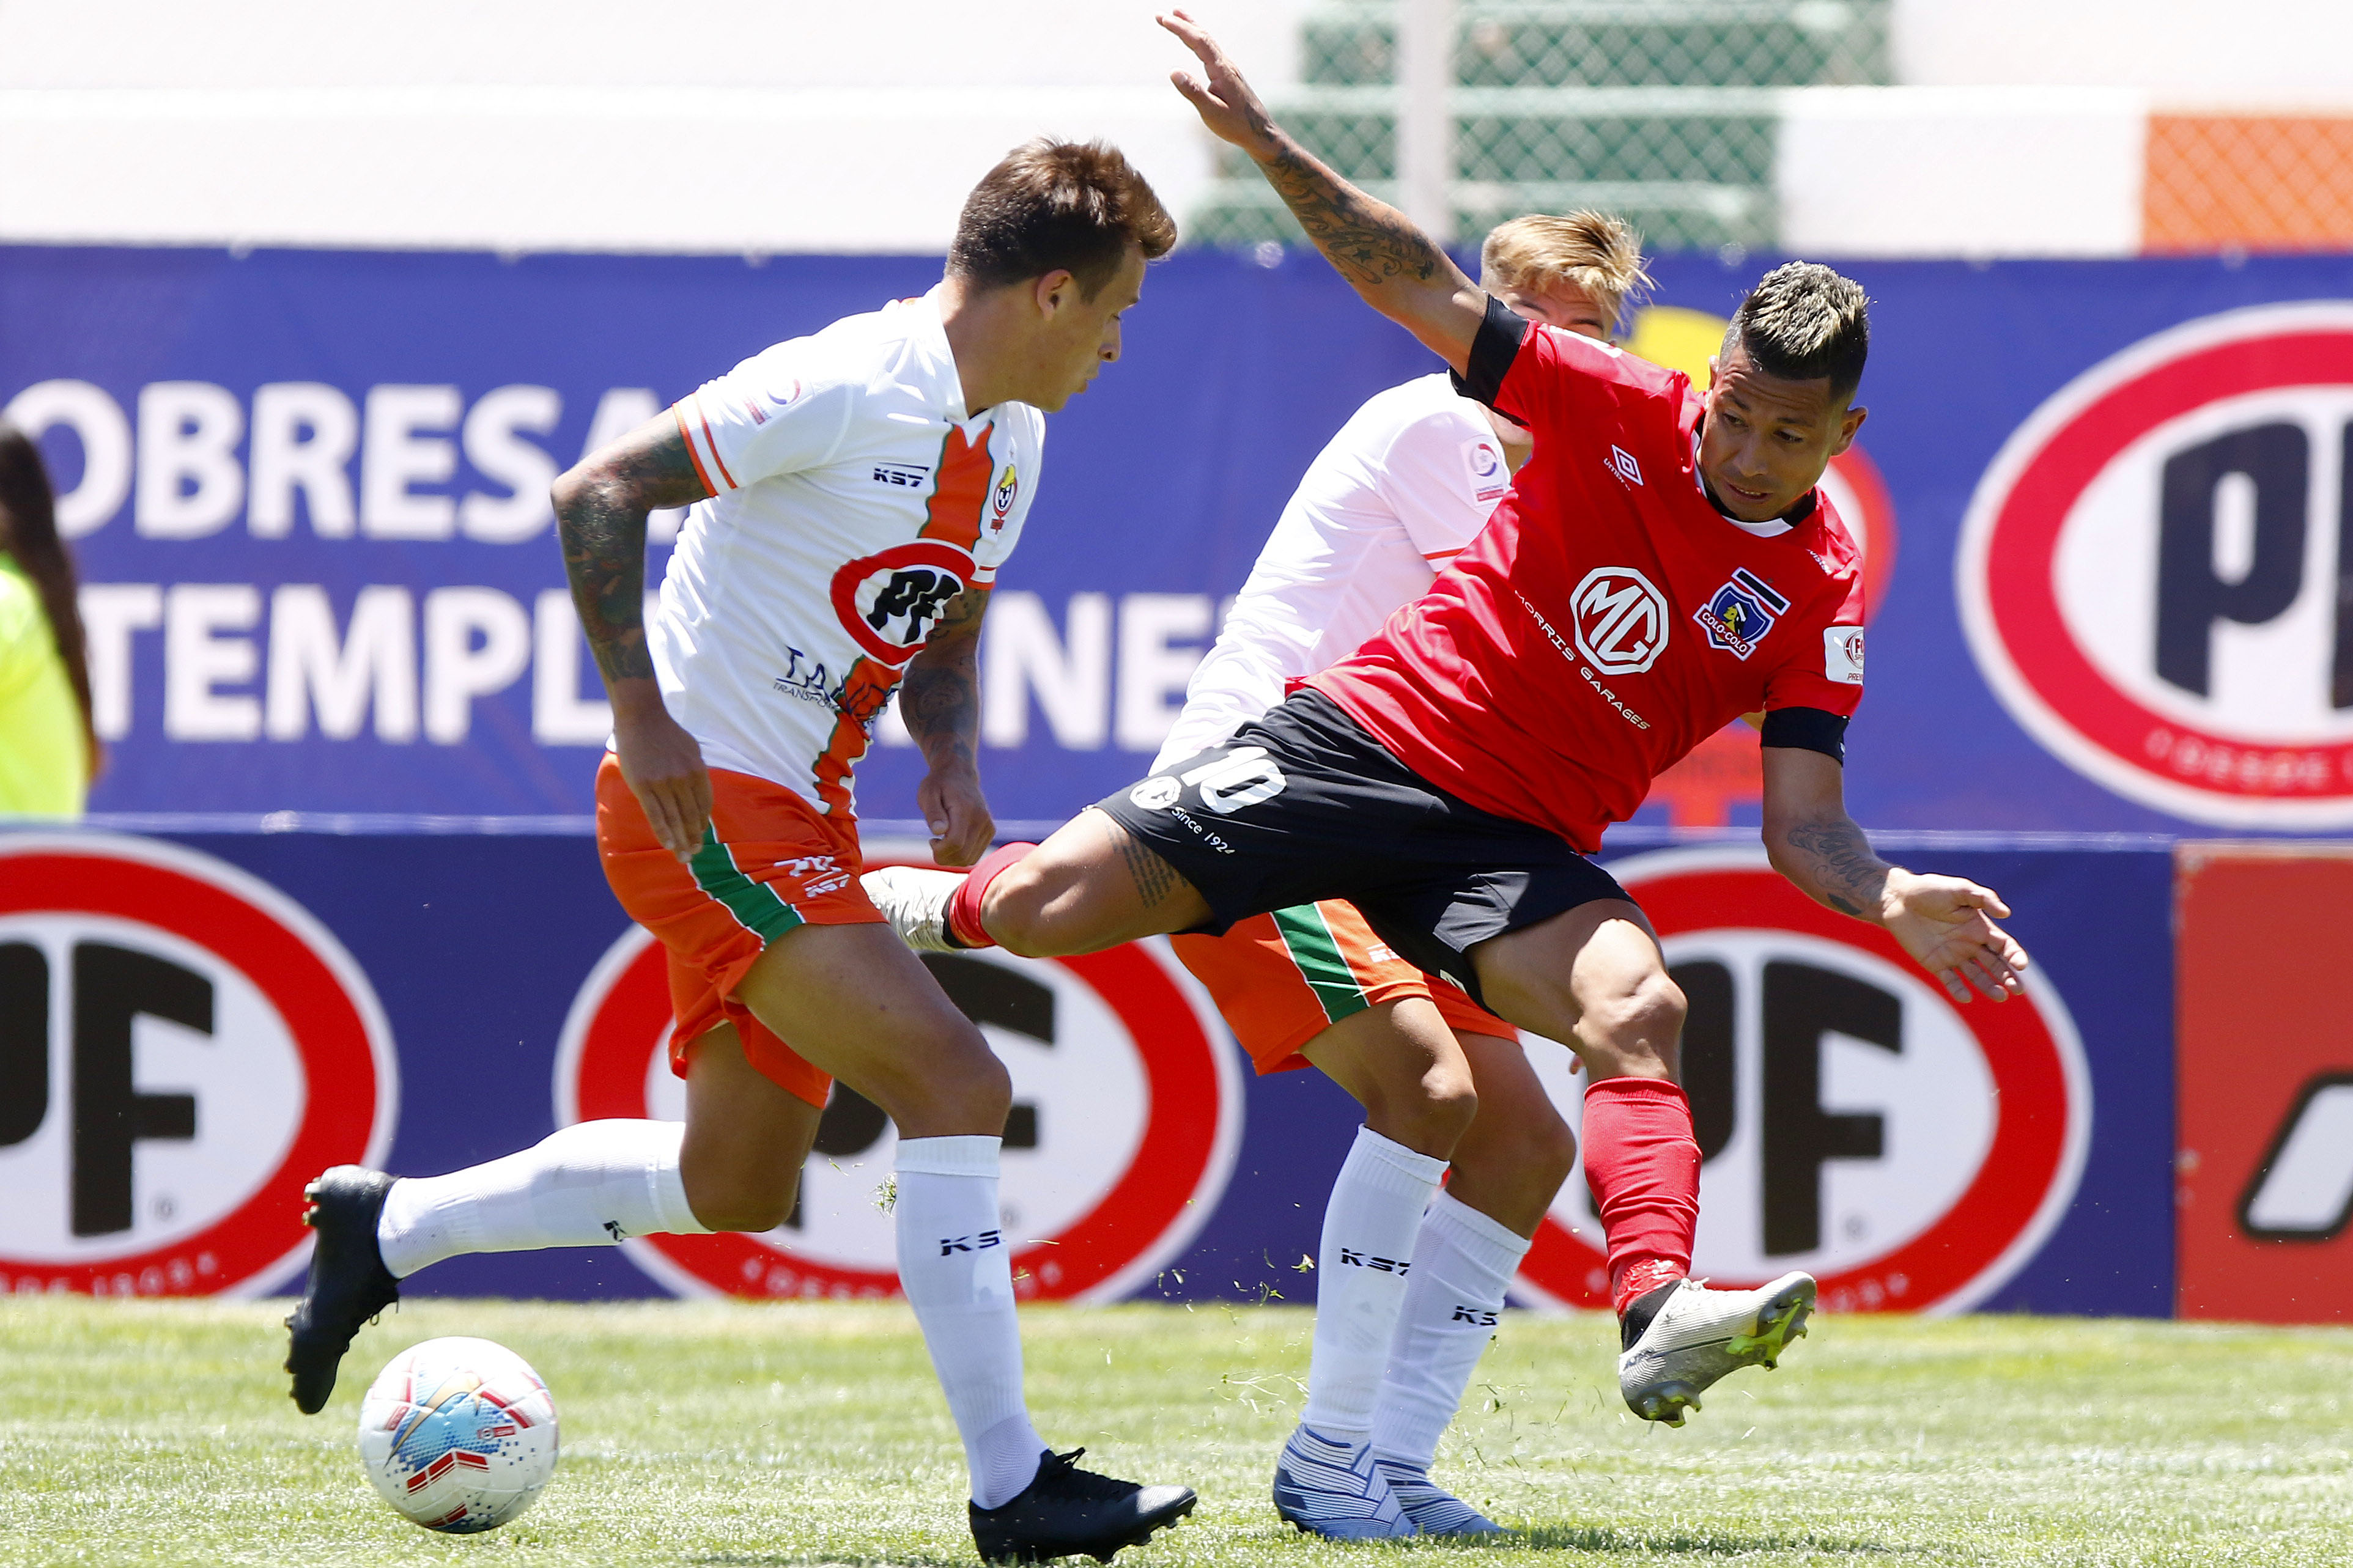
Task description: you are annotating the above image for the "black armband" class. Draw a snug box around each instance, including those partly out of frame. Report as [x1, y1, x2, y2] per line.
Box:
[1760, 706, 1849, 764]
[1448, 293, 1531, 408]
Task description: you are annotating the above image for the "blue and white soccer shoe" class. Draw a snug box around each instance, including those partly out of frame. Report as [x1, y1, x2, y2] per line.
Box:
[1271, 1426, 1414, 1539]
[1372, 1458, 1505, 1536]
[1617, 1272, 1816, 1427]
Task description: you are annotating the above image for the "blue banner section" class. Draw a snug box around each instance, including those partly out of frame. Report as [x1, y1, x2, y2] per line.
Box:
[8, 244, 2351, 835]
[121, 830, 2166, 1314]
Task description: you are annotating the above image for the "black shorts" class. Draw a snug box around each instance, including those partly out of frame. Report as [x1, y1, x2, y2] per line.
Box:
[1093, 690, 1630, 1007]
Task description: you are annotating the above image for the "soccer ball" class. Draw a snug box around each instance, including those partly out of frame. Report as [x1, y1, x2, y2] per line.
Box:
[355, 1337, 560, 1533]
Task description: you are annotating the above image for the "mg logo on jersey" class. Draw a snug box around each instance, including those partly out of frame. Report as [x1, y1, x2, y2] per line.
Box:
[1960, 302, 2353, 826]
[1570, 567, 1670, 675]
[1513, 847, 2088, 1316]
[830, 541, 977, 666]
[0, 834, 397, 1297]
[554, 882, 1240, 1302]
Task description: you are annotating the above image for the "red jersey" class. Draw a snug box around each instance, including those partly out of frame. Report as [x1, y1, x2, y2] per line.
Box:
[1307, 305, 1867, 852]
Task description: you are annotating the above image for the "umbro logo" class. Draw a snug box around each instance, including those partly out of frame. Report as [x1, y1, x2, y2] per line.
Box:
[1606, 446, 1644, 487]
[939, 1229, 1003, 1256]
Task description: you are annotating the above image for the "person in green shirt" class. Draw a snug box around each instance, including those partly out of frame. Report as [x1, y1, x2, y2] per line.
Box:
[0, 422, 97, 818]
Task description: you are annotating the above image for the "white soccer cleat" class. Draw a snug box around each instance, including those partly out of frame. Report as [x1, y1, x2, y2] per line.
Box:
[860, 866, 966, 952]
[1617, 1272, 1816, 1427]
[1270, 1426, 1415, 1540]
[1372, 1458, 1505, 1536]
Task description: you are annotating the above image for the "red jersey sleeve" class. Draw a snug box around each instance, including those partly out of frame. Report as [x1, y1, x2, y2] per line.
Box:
[1453, 293, 1687, 434]
[1763, 566, 1867, 718]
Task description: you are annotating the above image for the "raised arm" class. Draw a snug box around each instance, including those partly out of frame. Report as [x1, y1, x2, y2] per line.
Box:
[1160, 10, 1486, 372]
[553, 414, 714, 862]
[1760, 745, 2029, 1004]
[898, 586, 996, 867]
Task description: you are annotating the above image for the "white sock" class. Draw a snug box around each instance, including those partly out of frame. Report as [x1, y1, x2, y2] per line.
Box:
[1370, 1191, 1531, 1470]
[376, 1119, 711, 1279]
[894, 1135, 1044, 1509]
[1298, 1127, 1449, 1441]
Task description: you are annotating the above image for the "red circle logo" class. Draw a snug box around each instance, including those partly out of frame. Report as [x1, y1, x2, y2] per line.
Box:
[552, 910, 1241, 1301]
[1820, 445, 1898, 621]
[1514, 846, 2088, 1316]
[1960, 303, 2353, 826]
[0, 833, 397, 1297]
[830, 542, 978, 666]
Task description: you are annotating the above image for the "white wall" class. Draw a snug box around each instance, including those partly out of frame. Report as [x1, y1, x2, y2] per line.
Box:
[0, 1, 1310, 252]
[1776, 86, 2149, 257]
[1893, 0, 2353, 104]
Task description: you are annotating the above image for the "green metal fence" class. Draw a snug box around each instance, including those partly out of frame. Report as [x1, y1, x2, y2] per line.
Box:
[1185, 0, 1891, 253]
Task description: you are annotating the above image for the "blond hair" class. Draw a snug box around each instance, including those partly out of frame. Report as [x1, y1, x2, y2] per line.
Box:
[1479, 211, 1651, 331]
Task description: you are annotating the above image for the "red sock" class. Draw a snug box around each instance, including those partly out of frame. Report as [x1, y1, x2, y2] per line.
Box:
[945, 842, 1035, 949]
[1581, 1077, 1701, 1314]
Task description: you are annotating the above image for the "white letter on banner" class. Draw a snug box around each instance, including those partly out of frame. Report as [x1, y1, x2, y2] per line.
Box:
[164, 584, 262, 740]
[532, 589, 612, 744]
[362, 385, 460, 539]
[265, 585, 418, 742]
[460, 386, 562, 543]
[581, 388, 687, 542]
[4, 380, 132, 538]
[78, 584, 162, 738]
[423, 586, 531, 743]
[135, 383, 245, 539]
[982, 591, 1110, 749]
[248, 383, 358, 539]
[1115, 593, 1212, 752]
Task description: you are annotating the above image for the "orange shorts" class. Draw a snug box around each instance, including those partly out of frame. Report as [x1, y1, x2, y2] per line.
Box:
[595, 756, 882, 1110]
[1170, 897, 1513, 1075]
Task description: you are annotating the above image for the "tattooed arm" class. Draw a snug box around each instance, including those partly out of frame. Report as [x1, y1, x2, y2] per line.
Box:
[899, 586, 996, 867]
[553, 414, 714, 863]
[1161, 10, 1487, 371]
[1761, 744, 2030, 1004]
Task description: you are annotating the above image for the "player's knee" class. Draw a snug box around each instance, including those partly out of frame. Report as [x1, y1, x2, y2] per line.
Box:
[1358, 1059, 1477, 1152]
[869, 1028, 1012, 1133]
[1585, 971, 1686, 1071]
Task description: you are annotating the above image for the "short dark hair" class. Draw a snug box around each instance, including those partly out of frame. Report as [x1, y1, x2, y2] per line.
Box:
[948, 139, 1177, 300]
[1723, 261, 1871, 404]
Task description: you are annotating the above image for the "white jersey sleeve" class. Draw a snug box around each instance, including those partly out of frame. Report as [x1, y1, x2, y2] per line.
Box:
[1153, 374, 1509, 769]
[675, 341, 858, 493]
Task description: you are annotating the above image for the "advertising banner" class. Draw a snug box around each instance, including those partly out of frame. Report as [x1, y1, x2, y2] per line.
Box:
[6, 245, 2352, 839]
[0, 828, 2173, 1316]
[2174, 842, 2353, 1323]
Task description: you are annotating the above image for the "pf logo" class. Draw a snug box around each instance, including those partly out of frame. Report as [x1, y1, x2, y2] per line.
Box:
[553, 887, 1240, 1301]
[1570, 567, 1670, 675]
[0, 834, 397, 1297]
[830, 542, 976, 666]
[1513, 847, 2089, 1315]
[1960, 302, 2353, 826]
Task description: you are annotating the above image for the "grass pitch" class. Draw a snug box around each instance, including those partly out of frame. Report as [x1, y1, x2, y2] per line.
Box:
[1, 1298, 2348, 1567]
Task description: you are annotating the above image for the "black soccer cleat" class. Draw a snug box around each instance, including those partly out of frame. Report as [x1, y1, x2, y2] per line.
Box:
[283, 1165, 401, 1415]
[969, 1448, 1197, 1564]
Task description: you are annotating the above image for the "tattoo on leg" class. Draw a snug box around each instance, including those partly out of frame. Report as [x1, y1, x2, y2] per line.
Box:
[1109, 819, 1180, 908]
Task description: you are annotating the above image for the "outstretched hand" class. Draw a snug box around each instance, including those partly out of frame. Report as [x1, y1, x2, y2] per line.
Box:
[1882, 872, 2029, 1004]
[1159, 10, 1280, 158]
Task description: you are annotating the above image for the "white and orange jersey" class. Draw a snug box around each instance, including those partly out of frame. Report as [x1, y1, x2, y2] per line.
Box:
[651, 286, 1043, 816]
[1153, 372, 1509, 768]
